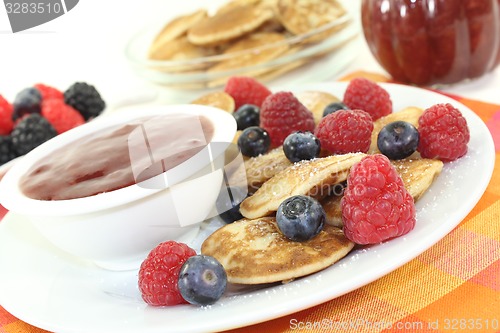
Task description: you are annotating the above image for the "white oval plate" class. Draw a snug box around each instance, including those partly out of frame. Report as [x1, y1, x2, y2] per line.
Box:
[0, 82, 495, 333]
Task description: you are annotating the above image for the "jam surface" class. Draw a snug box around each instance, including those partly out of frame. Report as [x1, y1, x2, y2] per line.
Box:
[362, 0, 500, 85]
[20, 113, 214, 200]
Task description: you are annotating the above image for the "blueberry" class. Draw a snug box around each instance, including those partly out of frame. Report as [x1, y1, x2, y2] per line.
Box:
[276, 195, 325, 242]
[233, 104, 260, 130]
[178, 255, 227, 306]
[283, 131, 321, 163]
[237, 126, 270, 157]
[12, 87, 42, 121]
[377, 121, 419, 160]
[215, 186, 247, 223]
[322, 102, 348, 118]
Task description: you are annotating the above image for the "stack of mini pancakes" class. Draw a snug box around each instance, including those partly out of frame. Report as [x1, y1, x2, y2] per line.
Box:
[194, 90, 444, 286]
[147, 0, 350, 86]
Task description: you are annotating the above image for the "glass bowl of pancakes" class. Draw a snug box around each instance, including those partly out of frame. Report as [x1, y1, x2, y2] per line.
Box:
[125, 0, 360, 90]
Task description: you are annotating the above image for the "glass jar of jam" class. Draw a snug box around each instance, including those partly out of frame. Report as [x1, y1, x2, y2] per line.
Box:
[361, 0, 500, 86]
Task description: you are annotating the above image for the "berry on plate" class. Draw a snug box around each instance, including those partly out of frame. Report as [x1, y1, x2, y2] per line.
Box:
[341, 154, 416, 245]
[233, 104, 260, 130]
[138, 241, 196, 306]
[276, 195, 325, 242]
[343, 78, 392, 120]
[178, 255, 227, 306]
[260, 91, 315, 147]
[11, 114, 57, 156]
[417, 103, 470, 161]
[314, 109, 373, 154]
[64, 82, 106, 120]
[215, 186, 247, 224]
[322, 101, 348, 118]
[377, 120, 419, 160]
[41, 99, 85, 134]
[283, 131, 321, 163]
[0, 95, 13, 135]
[237, 126, 271, 157]
[224, 76, 272, 110]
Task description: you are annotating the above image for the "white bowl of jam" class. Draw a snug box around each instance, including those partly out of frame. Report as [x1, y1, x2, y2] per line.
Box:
[0, 104, 237, 270]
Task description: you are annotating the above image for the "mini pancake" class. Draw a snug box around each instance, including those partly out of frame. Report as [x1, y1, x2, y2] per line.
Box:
[148, 9, 207, 60]
[240, 153, 365, 218]
[322, 157, 444, 227]
[201, 217, 354, 284]
[276, 0, 346, 37]
[370, 106, 424, 154]
[391, 158, 443, 201]
[148, 36, 218, 73]
[191, 91, 235, 113]
[187, 4, 274, 46]
[296, 90, 341, 125]
[207, 32, 289, 87]
[228, 146, 292, 193]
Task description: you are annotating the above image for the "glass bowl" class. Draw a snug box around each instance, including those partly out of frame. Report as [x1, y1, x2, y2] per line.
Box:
[125, 0, 361, 90]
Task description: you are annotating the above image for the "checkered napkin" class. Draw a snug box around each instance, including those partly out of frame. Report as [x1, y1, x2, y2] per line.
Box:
[1, 72, 499, 333]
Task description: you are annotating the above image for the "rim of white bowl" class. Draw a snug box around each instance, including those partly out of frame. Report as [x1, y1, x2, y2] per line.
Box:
[0, 104, 236, 216]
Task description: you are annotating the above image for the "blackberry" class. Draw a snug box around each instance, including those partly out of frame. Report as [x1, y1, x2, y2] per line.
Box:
[0, 136, 18, 165]
[12, 87, 42, 121]
[64, 82, 106, 120]
[11, 114, 57, 156]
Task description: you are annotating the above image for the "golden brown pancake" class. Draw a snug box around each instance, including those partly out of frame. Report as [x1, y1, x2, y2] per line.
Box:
[228, 146, 292, 193]
[276, 0, 346, 38]
[191, 91, 235, 113]
[240, 153, 365, 218]
[207, 32, 289, 87]
[201, 217, 354, 284]
[187, 4, 274, 46]
[148, 10, 208, 60]
[322, 157, 444, 227]
[296, 90, 341, 125]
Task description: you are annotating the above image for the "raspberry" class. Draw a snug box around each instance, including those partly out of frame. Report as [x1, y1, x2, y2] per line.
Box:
[417, 103, 470, 161]
[64, 82, 106, 120]
[343, 78, 392, 120]
[224, 76, 272, 110]
[341, 154, 416, 245]
[138, 241, 196, 306]
[314, 109, 373, 154]
[41, 99, 85, 134]
[0, 95, 14, 135]
[34, 83, 64, 101]
[259, 91, 315, 147]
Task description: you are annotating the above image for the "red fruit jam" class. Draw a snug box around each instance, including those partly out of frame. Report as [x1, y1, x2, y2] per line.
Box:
[362, 0, 500, 86]
[20, 114, 214, 200]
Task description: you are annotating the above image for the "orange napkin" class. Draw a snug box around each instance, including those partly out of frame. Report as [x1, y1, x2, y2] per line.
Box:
[1, 71, 499, 333]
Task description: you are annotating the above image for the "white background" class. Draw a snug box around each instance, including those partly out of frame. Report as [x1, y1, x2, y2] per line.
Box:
[1, 0, 500, 105]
